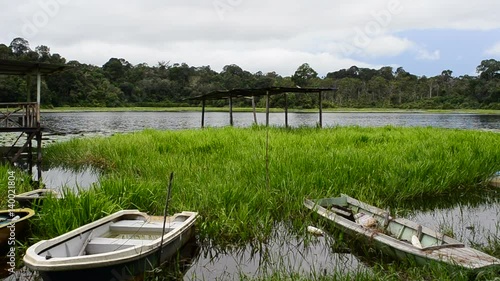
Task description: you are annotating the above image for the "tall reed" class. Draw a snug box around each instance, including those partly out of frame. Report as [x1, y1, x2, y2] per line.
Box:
[38, 126, 500, 245]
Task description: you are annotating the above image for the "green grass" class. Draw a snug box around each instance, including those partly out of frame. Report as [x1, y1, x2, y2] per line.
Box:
[0, 164, 35, 207]
[38, 126, 500, 241]
[2, 126, 500, 280]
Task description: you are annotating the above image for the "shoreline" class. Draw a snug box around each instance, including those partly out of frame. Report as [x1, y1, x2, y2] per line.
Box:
[41, 107, 500, 115]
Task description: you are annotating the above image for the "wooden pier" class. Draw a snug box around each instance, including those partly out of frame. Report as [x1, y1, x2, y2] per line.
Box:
[0, 59, 66, 183]
[0, 102, 42, 169]
[189, 87, 337, 128]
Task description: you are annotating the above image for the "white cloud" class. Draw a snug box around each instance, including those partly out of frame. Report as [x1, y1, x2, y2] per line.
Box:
[485, 42, 500, 56]
[415, 48, 440, 61]
[357, 36, 414, 58]
[2, 0, 499, 77]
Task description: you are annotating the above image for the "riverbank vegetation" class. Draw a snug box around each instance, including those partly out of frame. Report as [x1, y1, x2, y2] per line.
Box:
[2, 37, 500, 110]
[1, 126, 500, 280]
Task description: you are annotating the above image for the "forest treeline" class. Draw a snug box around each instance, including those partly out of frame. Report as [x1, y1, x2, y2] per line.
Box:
[1, 37, 499, 109]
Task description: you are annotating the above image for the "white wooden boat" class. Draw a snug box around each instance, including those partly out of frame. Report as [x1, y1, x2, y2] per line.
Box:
[304, 194, 500, 270]
[489, 172, 500, 188]
[24, 209, 197, 280]
[14, 188, 59, 208]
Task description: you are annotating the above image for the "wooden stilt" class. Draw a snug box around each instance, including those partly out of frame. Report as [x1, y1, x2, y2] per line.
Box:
[201, 100, 205, 128]
[252, 96, 257, 125]
[36, 130, 42, 183]
[266, 91, 270, 127]
[229, 96, 234, 126]
[284, 93, 288, 128]
[318, 91, 323, 128]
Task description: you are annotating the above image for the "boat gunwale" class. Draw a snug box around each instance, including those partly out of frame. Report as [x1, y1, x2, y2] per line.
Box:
[0, 208, 35, 229]
[14, 188, 59, 200]
[23, 210, 198, 271]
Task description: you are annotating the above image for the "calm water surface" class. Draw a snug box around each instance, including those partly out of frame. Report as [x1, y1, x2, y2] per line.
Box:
[3, 111, 499, 280]
[40, 111, 500, 135]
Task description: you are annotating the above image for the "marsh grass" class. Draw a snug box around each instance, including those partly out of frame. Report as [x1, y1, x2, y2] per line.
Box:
[3, 126, 500, 280]
[0, 164, 36, 207]
[39, 126, 500, 242]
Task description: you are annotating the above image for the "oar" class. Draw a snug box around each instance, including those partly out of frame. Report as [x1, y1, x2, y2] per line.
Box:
[157, 172, 174, 267]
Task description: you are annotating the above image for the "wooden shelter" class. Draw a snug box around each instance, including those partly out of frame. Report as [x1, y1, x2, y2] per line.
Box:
[0, 59, 66, 182]
[189, 87, 337, 128]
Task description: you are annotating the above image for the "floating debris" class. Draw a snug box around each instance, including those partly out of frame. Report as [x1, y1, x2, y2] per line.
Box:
[307, 226, 325, 236]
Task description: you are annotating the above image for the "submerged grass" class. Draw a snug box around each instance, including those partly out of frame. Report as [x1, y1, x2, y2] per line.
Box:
[2, 126, 500, 280]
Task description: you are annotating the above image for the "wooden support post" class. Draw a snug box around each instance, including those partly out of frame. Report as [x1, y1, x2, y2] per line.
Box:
[318, 91, 323, 128]
[12, 132, 36, 163]
[284, 93, 288, 128]
[36, 70, 41, 124]
[36, 130, 42, 183]
[26, 75, 31, 102]
[28, 134, 33, 177]
[229, 96, 234, 126]
[251, 96, 257, 125]
[201, 99, 206, 128]
[265, 91, 270, 126]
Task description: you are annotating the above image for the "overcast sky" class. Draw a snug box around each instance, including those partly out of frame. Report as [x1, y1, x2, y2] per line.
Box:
[2, 0, 500, 77]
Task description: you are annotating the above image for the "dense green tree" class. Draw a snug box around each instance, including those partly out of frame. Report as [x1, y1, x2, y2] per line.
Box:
[0, 44, 13, 59]
[1, 37, 499, 110]
[102, 58, 131, 84]
[291, 63, 318, 87]
[477, 59, 500, 80]
[9, 38, 30, 56]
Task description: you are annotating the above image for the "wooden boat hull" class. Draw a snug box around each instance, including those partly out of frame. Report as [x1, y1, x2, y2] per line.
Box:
[0, 208, 35, 254]
[14, 189, 58, 208]
[24, 210, 197, 281]
[304, 195, 500, 270]
[37, 225, 195, 281]
[489, 175, 500, 188]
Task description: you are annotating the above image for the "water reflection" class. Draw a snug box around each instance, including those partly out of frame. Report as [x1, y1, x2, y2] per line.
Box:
[39, 166, 99, 192]
[384, 189, 500, 246]
[185, 224, 368, 280]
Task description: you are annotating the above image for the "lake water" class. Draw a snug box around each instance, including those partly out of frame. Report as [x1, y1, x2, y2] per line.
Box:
[2, 111, 500, 280]
[40, 111, 500, 135]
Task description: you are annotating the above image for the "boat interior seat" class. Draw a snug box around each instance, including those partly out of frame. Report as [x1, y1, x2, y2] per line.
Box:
[109, 220, 182, 234]
[85, 237, 148, 254]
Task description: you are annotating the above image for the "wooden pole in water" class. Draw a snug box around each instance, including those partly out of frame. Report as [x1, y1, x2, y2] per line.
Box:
[284, 93, 288, 128]
[265, 91, 270, 126]
[201, 99, 205, 128]
[252, 96, 257, 125]
[36, 131, 42, 183]
[36, 69, 41, 124]
[318, 91, 323, 128]
[158, 172, 174, 267]
[229, 96, 234, 126]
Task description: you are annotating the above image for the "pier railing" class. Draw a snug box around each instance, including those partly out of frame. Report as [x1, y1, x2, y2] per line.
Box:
[0, 102, 39, 129]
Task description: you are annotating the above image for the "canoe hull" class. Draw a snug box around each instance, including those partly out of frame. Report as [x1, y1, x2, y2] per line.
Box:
[14, 189, 58, 208]
[304, 195, 500, 270]
[0, 209, 35, 254]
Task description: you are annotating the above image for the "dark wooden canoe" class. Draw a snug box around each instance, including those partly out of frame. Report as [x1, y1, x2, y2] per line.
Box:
[304, 194, 500, 270]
